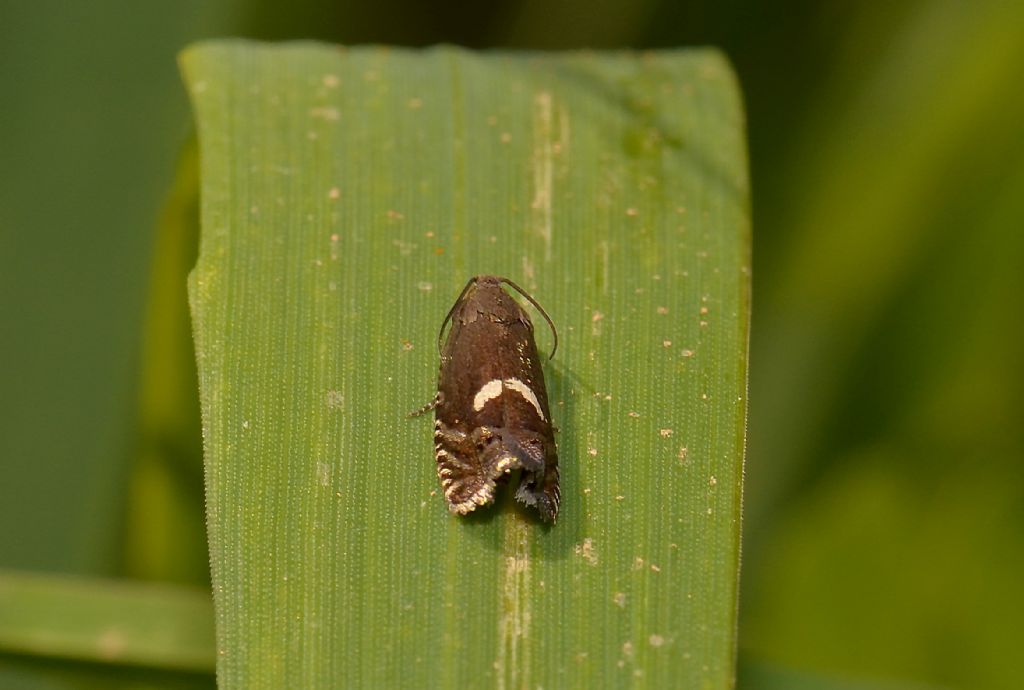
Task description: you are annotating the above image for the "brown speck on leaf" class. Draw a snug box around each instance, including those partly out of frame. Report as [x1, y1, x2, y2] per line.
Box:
[662, 340, 672, 348]
[613, 592, 626, 608]
[649, 634, 665, 647]
[433, 247, 445, 255]
[625, 207, 638, 216]
[386, 209, 405, 220]
[316, 462, 332, 487]
[587, 447, 598, 457]
[700, 306, 709, 315]
[328, 187, 341, 200]
[391, 239, 416, 256]
[309, 106, 339, 121]
[678, 447, 688, 463]
[401, 340, 414, 352]
[709, 475, 718, 487]
[97, 628, 127, 660]
[659, 428, 673, 438]
[322, 74, 339, 88]
[681, 349, 694, 358]
[616, 495, 626, 502]
[656, 306, 668, 315]
[500, 132, 512, 143]
[591, 310, 604, 322]
[650, 564, 661, 573]
[628, 411, 640, 418]
[574, 538, 598, 565]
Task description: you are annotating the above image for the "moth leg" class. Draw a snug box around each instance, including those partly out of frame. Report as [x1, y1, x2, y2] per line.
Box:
[434, 421, 471, 468]
[434, 418, 465, 444]
[499, 429, 548, 474]
[514, 438, 560, 523]
[436, 424, 502, 513]
[516, 464, 560, 523]
[471, 426, 526, 478]
[408, 392, 442, 418]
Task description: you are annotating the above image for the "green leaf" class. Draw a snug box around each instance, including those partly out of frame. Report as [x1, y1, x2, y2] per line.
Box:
[740, 3, 1024, 689]
[0, 569, 214, 672]
[182, 40, 750, 688]
[739, 661, 948, 690]
[125, 139, 209, 586]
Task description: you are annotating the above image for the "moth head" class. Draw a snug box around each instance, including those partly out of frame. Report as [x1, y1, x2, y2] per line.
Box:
[437, 275, 557, 359]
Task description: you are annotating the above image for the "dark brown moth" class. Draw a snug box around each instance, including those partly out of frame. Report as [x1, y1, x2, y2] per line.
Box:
[418, 275, 560, 522]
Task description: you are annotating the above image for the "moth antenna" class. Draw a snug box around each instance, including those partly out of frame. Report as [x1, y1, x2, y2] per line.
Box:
[437, 277, 478, 353]
[499, 278, 558, 359]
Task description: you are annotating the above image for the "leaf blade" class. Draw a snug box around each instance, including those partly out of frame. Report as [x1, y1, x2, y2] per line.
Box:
[183, 40, 749, 689]
[0, 569, 214, 672]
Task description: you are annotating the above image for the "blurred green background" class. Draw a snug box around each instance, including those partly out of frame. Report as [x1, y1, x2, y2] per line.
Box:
[2, 1, 1021, 689]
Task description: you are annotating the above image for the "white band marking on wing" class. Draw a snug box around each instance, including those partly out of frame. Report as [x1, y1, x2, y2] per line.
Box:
[471, 377, 546, 421]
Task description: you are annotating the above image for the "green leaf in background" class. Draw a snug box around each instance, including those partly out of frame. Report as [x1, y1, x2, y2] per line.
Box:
[738, 661, 949, 690]
[740, 3, 1024, 689]
[124, 139, 209, 587]
[0, 569, 213, 673]
[182, 41, 749, 688]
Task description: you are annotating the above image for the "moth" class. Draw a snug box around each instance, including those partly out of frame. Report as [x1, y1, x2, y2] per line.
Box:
[416, 275, 561, 522]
